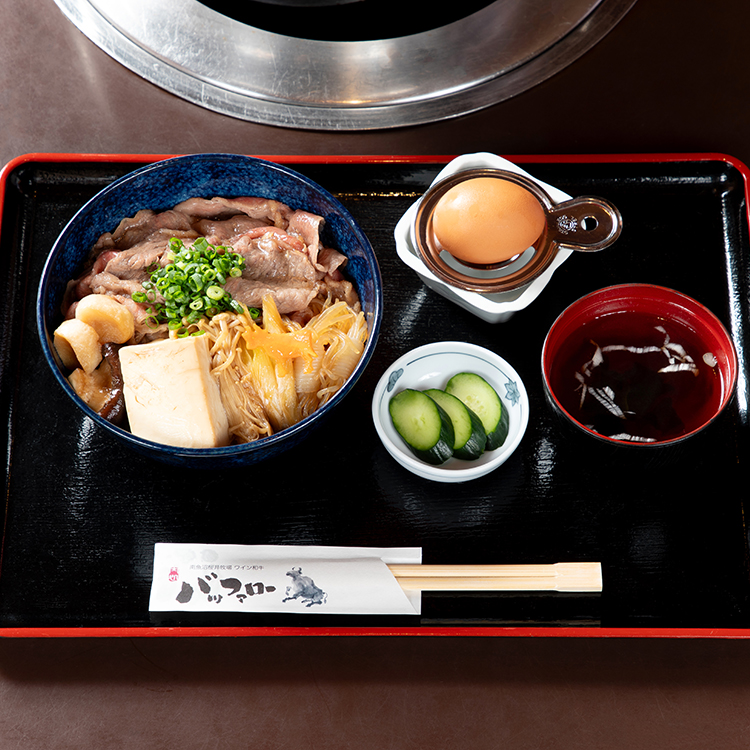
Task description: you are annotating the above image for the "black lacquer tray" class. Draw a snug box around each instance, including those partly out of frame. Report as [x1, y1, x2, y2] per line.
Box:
[1, 153, 749, 637]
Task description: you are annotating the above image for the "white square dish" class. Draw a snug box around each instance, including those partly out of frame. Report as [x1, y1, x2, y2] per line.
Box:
[394, 152, 574, 323]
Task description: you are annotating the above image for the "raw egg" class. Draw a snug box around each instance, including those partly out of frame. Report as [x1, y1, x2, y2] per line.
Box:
[431, 177, 547, 266]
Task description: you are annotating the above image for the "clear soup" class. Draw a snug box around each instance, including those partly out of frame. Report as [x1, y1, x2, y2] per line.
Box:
[550, 312, 722, 443]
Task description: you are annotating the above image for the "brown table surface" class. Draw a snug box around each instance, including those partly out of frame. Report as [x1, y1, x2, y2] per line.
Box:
[3, 1, 750, 747]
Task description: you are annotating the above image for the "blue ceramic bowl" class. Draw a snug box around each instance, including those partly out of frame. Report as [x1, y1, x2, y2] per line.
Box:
[37, 154, 383, 467]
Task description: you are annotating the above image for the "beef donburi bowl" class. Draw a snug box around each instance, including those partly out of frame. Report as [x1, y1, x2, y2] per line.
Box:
[37, 154, 383, 468]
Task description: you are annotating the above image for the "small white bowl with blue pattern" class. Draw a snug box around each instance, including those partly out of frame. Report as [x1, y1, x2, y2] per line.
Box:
[372, 341, 529, 482]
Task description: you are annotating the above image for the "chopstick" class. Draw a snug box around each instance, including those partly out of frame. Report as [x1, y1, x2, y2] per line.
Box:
[387, 562, 602, 592]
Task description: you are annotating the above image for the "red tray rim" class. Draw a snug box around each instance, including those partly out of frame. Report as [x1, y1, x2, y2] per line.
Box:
[2, 151, 749, 639]
[3, 626, 750, 639]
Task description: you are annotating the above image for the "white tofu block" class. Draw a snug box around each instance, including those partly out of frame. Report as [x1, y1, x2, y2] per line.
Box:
[119, 335, 230, 449]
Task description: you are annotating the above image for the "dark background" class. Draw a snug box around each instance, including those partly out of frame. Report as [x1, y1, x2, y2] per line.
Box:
[3, 0, 750, 747]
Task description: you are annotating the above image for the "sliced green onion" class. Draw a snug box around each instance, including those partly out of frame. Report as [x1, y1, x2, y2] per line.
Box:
[206, 285, 224, 300]
[130, 236, 246, 336]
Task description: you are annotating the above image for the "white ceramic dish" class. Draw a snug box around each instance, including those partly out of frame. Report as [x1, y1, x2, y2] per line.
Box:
[394, 152, 574, 323]
[372, 341, 529, 483]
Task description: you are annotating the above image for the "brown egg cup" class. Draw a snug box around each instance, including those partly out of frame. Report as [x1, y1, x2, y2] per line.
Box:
[414, 168, 623, 294]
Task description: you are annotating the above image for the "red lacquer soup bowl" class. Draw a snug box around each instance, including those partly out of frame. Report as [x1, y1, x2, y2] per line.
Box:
[542, 284, 738, 447]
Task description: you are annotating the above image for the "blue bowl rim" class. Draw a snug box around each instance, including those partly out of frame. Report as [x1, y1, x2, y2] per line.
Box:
[36, 153, 383, 459]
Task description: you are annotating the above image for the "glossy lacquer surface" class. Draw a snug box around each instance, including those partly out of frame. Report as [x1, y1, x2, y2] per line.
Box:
[1, 155, 749, 634]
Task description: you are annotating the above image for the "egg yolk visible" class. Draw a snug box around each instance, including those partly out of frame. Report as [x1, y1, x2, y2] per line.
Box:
[431, 177, 546, 265]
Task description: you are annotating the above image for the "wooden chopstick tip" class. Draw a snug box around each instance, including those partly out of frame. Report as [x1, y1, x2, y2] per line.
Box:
[387, 562, 603, 593]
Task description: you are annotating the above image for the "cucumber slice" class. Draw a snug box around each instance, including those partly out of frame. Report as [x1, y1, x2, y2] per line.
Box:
[445, 372, 508, 450]
[424, 388, 487, 460]
[389, 389, 455, 465]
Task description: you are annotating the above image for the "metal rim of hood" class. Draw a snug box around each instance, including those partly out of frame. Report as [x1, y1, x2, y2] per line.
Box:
[52, 0, 637, 131]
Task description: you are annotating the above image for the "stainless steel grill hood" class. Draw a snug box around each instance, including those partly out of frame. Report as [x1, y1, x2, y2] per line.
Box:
[52, 0, 637, 130]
